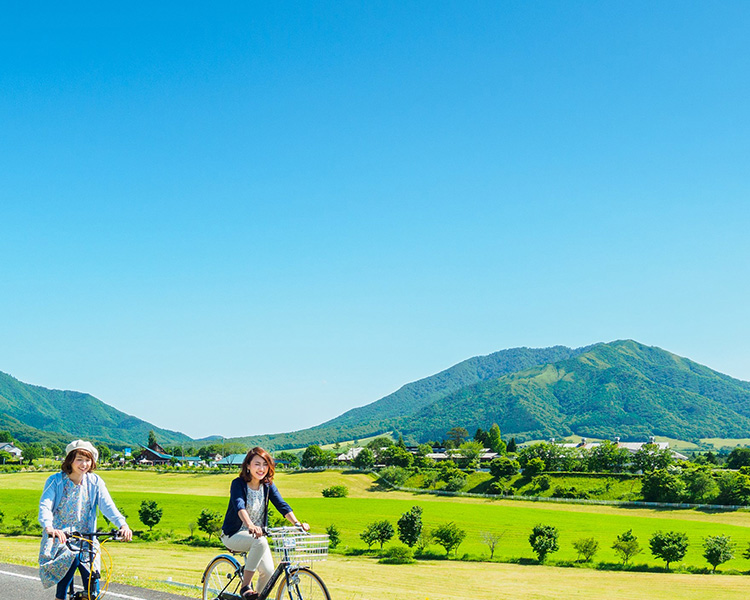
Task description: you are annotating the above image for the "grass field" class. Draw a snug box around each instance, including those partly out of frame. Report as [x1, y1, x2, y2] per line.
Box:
[2, 469, 750, 599]
[701, 438, 750, 449]
[2, 536, 749, 600]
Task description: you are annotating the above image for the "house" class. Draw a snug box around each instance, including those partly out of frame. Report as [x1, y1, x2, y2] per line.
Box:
[560, 437, 688, 461]
[0, 442, 23, 461]
[215, 453, 246, 468]
[137, 444, 202, 466]
[336, 447, 364, 463]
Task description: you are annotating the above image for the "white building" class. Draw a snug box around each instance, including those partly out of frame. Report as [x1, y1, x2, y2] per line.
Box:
[0, 442, 23, 460]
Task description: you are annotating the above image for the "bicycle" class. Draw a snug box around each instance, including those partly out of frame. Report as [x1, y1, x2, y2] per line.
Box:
[63, 529, 122, 600]
[202, 526, 331, 600]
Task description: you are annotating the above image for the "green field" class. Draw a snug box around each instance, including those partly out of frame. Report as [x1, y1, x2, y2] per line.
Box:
[2, 469, 750, 599]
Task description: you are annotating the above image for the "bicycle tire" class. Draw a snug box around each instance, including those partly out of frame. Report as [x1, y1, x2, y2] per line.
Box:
[202, 555, 243, 600]
[275, 567, 331, 600]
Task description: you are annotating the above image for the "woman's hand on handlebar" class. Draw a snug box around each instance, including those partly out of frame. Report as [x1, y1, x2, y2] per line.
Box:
[118, 525, 133, 542]
[45, 527, 67, 544]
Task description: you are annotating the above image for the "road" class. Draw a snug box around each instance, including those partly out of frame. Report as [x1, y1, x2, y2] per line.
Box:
[0, 562, 192, 599]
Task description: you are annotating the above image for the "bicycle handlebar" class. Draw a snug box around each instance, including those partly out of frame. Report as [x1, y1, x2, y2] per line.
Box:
[65, 529, 123, 549]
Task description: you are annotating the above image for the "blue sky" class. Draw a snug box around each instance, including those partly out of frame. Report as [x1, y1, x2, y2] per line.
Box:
[1, 2, 749, 440]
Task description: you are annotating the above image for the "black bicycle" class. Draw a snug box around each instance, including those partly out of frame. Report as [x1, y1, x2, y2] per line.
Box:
[201, 526, 331, 600]
[64, 530, 122, 600]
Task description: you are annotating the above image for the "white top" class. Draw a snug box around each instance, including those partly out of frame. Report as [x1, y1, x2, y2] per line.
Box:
[246, 484, 265, 527]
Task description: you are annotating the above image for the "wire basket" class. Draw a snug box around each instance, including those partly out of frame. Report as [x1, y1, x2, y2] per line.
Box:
[268, 527, 329, 563]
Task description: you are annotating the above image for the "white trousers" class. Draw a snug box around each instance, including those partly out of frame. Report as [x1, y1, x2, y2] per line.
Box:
[221, 529, 275, 592]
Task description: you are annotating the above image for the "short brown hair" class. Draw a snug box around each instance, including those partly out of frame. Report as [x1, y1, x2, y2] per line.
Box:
[61, 449, 98, 474]
[240, 447, 275, 484]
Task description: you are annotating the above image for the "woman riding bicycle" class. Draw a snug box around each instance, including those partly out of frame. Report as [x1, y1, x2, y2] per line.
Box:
[220, 446, 309, 600]
[38, 439, 132, 600]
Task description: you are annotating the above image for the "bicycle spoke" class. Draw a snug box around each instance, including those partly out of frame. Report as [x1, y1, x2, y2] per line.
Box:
[203, 556, 243, 600]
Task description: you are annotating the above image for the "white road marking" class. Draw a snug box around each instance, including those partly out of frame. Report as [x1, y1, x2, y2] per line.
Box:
[0, 568, 37, 580]
[0, 569, 151, 600]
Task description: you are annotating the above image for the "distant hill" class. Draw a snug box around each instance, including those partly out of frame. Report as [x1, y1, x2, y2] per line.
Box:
[4, 340, 749, 451]
[225, 345, 590, 449]
[0, 371, 191, 448]
[393, 340, 750, 442]
[225, 340, 750, 449]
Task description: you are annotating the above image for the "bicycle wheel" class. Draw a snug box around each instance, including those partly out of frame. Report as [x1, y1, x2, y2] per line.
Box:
[203, 555, 243, 600]
[275, 567, 331, 600]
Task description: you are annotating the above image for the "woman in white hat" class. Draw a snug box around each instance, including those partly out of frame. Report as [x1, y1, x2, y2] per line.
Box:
[38, 439, 132, 600]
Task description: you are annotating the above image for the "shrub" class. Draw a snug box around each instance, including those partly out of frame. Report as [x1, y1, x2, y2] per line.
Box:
[138, 500, 163, 531]
[529, 524, 559, 563]
[487, 481, 508, 495]
[397, 506, 423, 548]
[351, 448, 375, 469]
[533, 475, 551, 491]
[703, 535, 734, 572]
[612, 529, 642, 565]
[378, 546, 415, 564]
[197, 509, 222, 541]
[360, 520, 395, 549]
[14, 510, 35, 534]
[432, 522, 466, 556]
[649, 530, 689, 570]
[524, 457, 545, 478]
[641, 469, 686, 503]
[326, 524, 341, 549]
[443, 474, 466, 492]
[379, 466, 410, 486]
[572, 537, 599, 562]
[420, 471, 438, 489]
[321, 485, 348, 498]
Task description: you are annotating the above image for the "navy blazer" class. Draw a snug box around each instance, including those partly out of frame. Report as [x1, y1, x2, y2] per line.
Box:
[221, 477, 293, 537]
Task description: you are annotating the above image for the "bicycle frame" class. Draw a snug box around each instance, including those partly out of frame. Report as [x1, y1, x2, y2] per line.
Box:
[65, 530, 120, 600]
[203, 547, 310, 600]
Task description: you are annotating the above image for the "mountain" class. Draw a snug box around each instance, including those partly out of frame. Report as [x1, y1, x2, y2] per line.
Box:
[224, 340, 750, 449]
[0, 371, 191, 448]
[394, 340, 750, 442]
[4, 340, 749, 451]
[225, 345, 591, 448]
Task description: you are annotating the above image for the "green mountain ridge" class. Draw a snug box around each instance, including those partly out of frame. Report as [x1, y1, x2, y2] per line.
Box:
[0, 371, 191, 448]
[395, 340, 750, 442]
[222, 345, 589, 448]
[2, 340, 749, 450]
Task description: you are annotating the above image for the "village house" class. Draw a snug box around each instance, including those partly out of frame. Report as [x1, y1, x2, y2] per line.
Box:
[0, 442, 23, 461]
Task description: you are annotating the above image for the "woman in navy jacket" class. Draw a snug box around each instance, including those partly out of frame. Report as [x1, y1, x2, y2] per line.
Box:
[220, 447, 308, 600]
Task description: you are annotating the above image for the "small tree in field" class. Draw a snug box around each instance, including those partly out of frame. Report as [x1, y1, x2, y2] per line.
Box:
[432, 522, 466, 556]
[397, 506, 423, 548]
[573, 537, 599, 562]
[703, 535, 734, 572]
[481, 530, 506, 560]
[139, 500, 163, 531]
[360, 520, 394, 550]
[326, 524, 341, 549]
[650, 531, 689, 570]
[529, 524, 559, 563]
[612, 529, 643, 565]
[197, 509, 222, 541]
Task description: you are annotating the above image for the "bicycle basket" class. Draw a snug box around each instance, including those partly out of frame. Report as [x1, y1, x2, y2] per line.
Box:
[268, 528, 329, 563]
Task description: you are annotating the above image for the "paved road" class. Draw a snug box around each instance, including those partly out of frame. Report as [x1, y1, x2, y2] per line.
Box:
[0, 562, 193, 600]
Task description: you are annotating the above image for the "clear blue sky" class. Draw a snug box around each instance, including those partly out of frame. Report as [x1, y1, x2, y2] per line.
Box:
[1, 2, 749, 440]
